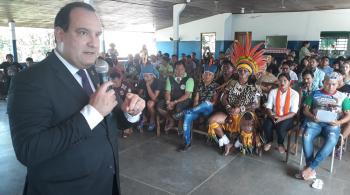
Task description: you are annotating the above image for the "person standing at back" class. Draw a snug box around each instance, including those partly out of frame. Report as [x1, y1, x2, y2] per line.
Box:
[7, 2, 145, 195]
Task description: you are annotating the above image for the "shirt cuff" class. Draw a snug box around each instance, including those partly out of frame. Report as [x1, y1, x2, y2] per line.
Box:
[80, 105, 104, 130]
[124, 112, 141, 123]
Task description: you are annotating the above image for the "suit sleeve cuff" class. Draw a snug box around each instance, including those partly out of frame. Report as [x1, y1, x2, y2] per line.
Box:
[80, 105, 104, 130]
[124, 112, 141, 123]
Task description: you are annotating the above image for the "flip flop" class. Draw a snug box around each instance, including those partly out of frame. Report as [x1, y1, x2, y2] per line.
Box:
[294, 172, 316, 180]
[303, 172, 317, 181]
[311, 179, 323, 190]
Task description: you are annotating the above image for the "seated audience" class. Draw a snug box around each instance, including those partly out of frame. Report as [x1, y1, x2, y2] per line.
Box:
[279, 60, 298, 85]
[208, 38, 263, 156]
[137, 66, 161, 131]
[173, 65, 219, 151]
[110, 71, 134, 138]
[319, 56, 333, 76]
[303, 56, 325, 90]
[299, 72, 350, 180]
[263, 73, 299, 153]
[157, 61, 194, 132]
[342, 61, 350, 85]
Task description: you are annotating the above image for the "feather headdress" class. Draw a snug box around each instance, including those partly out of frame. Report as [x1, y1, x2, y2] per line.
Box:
[231, 35, 266, 75]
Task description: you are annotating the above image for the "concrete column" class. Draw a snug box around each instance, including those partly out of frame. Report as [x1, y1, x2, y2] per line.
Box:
[172, 3, 186, 56]
[8, 21, 18, 62]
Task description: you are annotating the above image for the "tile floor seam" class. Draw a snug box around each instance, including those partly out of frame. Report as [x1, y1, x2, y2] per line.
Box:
[186, 155, 238, 195]
[120, 173, 176, 195]
[118, 136, 158, 154]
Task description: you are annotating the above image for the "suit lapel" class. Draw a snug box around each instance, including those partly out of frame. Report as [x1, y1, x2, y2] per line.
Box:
[48, 53, 89, 103]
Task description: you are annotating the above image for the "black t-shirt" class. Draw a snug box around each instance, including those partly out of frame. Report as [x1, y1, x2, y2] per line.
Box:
[138, 79, 161, 100]
[266, 63, 279, 76]
[338, 84, 350, 97]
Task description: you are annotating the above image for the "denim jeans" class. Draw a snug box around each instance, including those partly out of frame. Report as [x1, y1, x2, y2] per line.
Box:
[303, 121, 340, 170]
[183, 101, 213, 145]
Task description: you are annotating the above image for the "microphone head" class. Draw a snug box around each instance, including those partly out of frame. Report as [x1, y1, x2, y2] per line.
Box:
[95, 58, 109, 74]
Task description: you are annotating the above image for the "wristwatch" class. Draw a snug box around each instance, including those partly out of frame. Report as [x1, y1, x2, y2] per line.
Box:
[225, 104, 232, 112]
[240, 106, 246, 113]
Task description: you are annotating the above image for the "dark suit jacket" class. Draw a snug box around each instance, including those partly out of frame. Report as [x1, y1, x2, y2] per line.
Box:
[7, 53, 121, 195]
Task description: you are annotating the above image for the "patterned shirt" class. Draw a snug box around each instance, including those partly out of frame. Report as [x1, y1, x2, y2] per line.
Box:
[225, 80, 262, 108]
[304, 90, 350, 119]
[196, 81, 220, 103]
[114, 82, 132, 101]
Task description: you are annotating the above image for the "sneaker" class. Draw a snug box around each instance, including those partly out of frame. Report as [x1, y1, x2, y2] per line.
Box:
[147, 123, 155, 132]
[177, 143, 191, 152]
[172, 111, 185, 120]
[137, 122, 143, 132]
[264, 143, 272, 151]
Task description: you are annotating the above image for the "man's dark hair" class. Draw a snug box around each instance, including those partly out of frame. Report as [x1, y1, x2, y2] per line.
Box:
[161, 55, 169, 62]
[191, 52, 196, 56]
[26, 57, 33, 62]
[302, 69, 314, 78]
[222, 59, 233, 67]
[6, 54, 13, 59]
[278, 72, 291, 81]
[309, 56, 319, 63]
[171, 54, 178, 58]
[163, 53, 170, 58]
[175, 61, 185, 68]
[242, 112, 254, 121]
[302, 41, 310, 46]
[321, 56, 330, 61]
[54, 2, 95, 32]
[282, 60, 293, 67]
[110, 72, 121, 79]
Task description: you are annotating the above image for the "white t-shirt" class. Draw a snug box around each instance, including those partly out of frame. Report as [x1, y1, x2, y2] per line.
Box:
[265, 88, 300, 115]
[289, 71, 298, 81]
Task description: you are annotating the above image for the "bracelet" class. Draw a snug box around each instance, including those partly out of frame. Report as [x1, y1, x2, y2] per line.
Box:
[225, 104, 232, 112]
[240, 106, 246, 113]
[225, 104, 232, 110]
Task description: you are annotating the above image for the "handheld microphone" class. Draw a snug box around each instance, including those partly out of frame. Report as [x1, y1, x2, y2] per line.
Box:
[95, 58, 109, 84]
[95, 58, 124, 107]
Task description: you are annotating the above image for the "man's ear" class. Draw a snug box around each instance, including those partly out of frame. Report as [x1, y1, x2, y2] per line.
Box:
[54, 27, 64, 43]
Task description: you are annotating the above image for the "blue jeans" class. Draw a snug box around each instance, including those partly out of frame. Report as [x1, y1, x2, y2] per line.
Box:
[183, 101, 213, 145]
[303, 121, 340, 170]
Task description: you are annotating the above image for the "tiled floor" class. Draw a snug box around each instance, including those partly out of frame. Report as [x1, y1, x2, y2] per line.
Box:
[1, 100, 349, 195]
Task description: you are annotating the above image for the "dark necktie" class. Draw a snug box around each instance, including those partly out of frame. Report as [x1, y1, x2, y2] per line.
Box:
[77, 69, 93, 96]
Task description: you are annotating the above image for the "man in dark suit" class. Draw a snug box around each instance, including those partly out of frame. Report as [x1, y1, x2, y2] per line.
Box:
[7, 2, 145, 195]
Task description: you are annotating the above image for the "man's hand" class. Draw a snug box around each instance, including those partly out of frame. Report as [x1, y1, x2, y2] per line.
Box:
[229, 107, 240, 115]
[312, 115, 319, 122]
[89, 81, 118, 117]
[274, 116, 283, 124]
[329, 120, 341, 126]
[121, 93, 145, 116]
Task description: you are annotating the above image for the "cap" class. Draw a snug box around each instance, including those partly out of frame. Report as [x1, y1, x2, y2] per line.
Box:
[203, 64, 218, 74]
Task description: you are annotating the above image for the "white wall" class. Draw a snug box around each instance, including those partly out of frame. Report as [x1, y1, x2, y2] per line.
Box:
[232, 9, 350, 41]
[156, 9, 350, 42]
[155, 13, 231, 41]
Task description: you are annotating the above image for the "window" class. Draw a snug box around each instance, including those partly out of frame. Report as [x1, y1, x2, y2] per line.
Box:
[319, 31, 349, 51]
[201, 33, 216, 59]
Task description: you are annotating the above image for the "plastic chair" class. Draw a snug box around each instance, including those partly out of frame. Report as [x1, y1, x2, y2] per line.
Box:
[299, 134, 344, 173]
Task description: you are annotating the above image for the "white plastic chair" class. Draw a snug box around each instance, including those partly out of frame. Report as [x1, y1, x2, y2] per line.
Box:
[299, 134, 344, 174]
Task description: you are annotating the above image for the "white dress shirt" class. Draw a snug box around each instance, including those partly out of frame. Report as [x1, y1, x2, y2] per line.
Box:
[265, 88, 299, 115]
